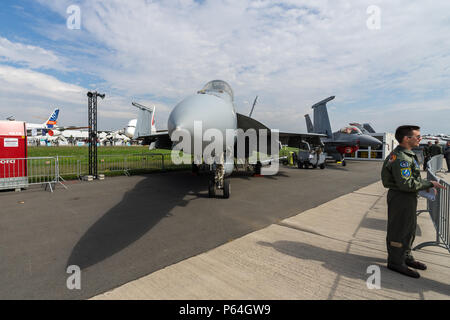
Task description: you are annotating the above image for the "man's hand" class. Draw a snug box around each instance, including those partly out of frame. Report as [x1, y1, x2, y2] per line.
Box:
[431, 181, 446, 189]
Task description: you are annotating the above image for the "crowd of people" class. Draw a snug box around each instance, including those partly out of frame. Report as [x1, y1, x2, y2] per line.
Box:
[422, 140, 450, 172]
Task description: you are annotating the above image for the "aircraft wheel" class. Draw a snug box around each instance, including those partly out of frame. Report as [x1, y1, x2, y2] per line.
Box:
[312, 164, 317, 169]
[342, 160, 347, 167]
[223, 179, 231, 199]
[254, 161, 262, 175]
[208, 178, 216, 198]
[320, 163, 325, 169]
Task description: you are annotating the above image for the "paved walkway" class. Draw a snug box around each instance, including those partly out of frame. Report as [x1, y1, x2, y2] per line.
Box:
[92, 181, 450, 300]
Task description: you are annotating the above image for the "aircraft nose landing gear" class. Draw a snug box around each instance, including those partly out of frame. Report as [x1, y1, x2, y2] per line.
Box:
[208, 163, 231, 199]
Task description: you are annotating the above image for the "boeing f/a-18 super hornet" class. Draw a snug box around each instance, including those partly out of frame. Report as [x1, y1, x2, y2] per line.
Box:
[305, 96, 382, 166]
[132, 80, 325, 199]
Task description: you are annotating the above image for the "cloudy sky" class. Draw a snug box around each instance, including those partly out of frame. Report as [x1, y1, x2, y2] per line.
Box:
[0, 0, 449, 133]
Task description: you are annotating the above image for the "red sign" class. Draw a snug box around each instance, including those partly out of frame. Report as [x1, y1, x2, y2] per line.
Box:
[0, 121, 27, 179]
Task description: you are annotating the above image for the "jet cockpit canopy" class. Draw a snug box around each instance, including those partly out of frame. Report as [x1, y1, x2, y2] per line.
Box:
[199, 80, 234, 102]
[339, 126, 362, 135]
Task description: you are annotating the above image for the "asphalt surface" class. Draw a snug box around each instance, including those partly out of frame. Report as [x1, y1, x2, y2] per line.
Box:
[0, 161, 382, 299]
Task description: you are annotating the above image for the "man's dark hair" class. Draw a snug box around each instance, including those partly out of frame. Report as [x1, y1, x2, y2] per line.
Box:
[395, 125, 420, 143]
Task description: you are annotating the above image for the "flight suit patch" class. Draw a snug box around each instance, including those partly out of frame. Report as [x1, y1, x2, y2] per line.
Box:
[401, 168, 411, 178]
[390, 241, 403, 248]
[400, 161, 410, 168]
[389, 154, 397, 163]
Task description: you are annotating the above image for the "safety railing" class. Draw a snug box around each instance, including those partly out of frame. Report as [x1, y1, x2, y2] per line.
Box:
[414, 155, 449, 252]
[0, 157, 63, 192]
[427, 154, 444, 173]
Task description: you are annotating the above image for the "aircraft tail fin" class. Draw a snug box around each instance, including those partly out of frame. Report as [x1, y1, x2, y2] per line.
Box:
[311, 96, 334, 138]
[305, 114, 314, 133]
[44, 108, 59, 128]
[363, 123, 376, 133]
[132, 102, 156, 138]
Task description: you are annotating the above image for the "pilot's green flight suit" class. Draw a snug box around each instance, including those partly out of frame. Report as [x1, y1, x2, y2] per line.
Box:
[423, 145, 431, 170]
[381, 146, 433, 266]
[429, 144, 443, 157]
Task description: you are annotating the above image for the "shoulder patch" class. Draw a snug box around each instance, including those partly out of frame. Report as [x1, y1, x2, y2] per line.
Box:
[401, 168, 411, 178]
[400, 160, 410, 168]
[389, 154, 397, 163]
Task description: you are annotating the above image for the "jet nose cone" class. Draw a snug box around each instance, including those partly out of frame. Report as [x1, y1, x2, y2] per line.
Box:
[167, 94, 236, 139]
[361, 135, 382, 147]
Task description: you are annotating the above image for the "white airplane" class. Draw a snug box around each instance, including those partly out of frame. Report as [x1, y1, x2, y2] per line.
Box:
[25, 108, 60, 136]
[124, 103, 164, 148]
[25, 108, 90, 138]
[124, 103, 158, 139]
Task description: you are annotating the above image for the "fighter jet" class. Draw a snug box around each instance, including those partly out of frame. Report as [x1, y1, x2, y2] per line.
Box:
[132, 80, 325, 198]
[304, 96, 382, 166]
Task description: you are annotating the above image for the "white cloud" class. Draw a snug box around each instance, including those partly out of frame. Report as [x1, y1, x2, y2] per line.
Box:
[0, 65, 161, 130]
[0, 37, 66, 70]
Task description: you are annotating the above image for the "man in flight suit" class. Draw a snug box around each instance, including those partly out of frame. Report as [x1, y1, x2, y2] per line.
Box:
[429, 140, 443, 157]
[444, 141, 450, 172]
[422, 141, 432, 171]
[381, 125, 445, 278]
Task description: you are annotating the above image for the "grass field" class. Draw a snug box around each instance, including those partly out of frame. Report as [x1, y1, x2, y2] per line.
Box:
[25, 146, 187, 180]
[28, 146, 172, 157]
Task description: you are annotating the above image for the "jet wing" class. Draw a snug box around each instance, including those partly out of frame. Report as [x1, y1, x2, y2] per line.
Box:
[237, 113, 327, 149]
[55, 126, 90, 131]
[237, 113, 270, 131]
[136, 131, 172, 149]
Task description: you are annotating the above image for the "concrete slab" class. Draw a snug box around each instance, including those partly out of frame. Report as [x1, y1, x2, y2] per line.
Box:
[93, 181, 450, 300]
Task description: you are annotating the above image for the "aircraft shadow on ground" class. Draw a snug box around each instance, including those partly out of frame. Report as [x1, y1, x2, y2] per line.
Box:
[258, 240, 449, 296]
[67, 171, 211, 270]
[67, 170, 289, 270]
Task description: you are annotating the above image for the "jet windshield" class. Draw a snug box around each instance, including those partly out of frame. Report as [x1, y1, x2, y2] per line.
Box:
[200, 80, 234, 102]
[339, 126, 362, 135]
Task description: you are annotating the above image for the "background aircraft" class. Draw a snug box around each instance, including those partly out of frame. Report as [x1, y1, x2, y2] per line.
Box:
[25, 108, 60, 136]
[132, 80, 325, 198]
[22, 108, 88, 139]
[305, 96, 382, 166]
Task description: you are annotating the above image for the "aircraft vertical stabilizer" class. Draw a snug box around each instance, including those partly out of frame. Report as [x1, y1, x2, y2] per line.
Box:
[132, 102, 156, 139]
[311, 96, 334, 138]
[44, 109, 59, 128]
[363, 123, 376, 133]
[305, 114, 314, 133]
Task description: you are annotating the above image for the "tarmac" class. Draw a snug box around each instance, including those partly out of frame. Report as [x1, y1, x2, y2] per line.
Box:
[92, 181, 450, 300]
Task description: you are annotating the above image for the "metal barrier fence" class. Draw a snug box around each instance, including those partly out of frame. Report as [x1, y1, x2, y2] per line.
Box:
[414, 155, 449, 252]
[427, 154, 444, 173]
[0, 153, 189, 192]
[0, 157, 61, 192]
